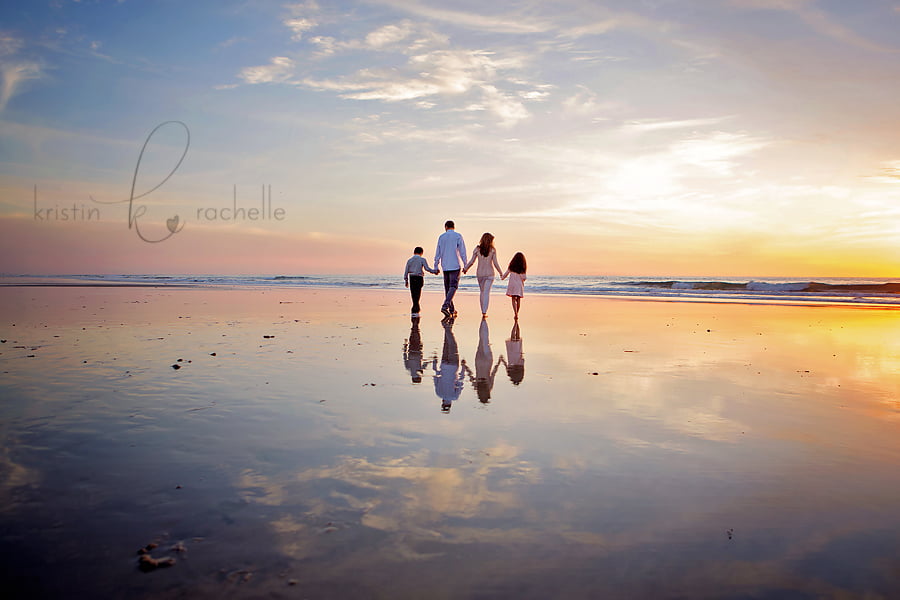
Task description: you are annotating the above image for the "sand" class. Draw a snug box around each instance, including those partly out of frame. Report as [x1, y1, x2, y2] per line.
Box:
[1, 283, 899, 599]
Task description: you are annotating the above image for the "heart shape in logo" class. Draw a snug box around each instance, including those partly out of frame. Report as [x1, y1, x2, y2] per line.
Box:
[166, 215, 181, 234]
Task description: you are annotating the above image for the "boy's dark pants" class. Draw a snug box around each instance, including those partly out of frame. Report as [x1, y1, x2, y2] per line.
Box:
[409, 275, 424, 313]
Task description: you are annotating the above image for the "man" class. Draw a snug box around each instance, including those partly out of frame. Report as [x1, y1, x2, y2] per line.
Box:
[433, 220, 467, 318]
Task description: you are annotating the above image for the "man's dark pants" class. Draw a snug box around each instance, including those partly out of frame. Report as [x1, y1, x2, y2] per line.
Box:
[441, 269, 460, 313]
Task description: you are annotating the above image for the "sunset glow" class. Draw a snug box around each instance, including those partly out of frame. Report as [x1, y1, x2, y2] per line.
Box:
[2, 0, 900, 276]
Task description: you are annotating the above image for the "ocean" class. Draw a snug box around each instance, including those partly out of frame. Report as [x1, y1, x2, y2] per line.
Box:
[9, 273, 900, 306]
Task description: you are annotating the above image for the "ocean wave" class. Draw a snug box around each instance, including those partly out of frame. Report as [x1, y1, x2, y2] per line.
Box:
[16, 274, 900, 305]
[622, 280, 900, 294]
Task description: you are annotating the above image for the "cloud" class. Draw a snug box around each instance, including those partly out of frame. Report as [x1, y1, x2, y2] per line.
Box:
[0, 34, 42, 111]
[217, 36, 247, 49]
[624, 117, 734, 133]
[481, 84, 529, 126]
[864, 159, 900, 184]
[238, 56, 296, 84]
[0, 62, 42, 111]
[561, 86, 620, 119]
[369, 0, 553, 34]
[365, 20, 416, 48]
[730, 0, 811, 9]
[0, 34, 24, 56]
[729, 0, 899, 52]
[277, 47, 535, 126]
[670, 131, 768, 175]
[281, 1, 322, 41]
[563, 12, 665, 39]
[285, 17, 317, 41]
[308, 19, 447, 56]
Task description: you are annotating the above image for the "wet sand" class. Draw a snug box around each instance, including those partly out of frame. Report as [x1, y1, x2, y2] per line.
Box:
[1, 284, 899, 599]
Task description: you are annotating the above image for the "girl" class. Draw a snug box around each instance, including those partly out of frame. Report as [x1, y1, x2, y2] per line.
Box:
[463, 232, 503, 318]
[501, 252, 527, 319]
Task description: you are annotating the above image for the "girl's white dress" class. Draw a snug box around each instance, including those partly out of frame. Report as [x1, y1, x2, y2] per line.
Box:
[504, 271, 526, 297]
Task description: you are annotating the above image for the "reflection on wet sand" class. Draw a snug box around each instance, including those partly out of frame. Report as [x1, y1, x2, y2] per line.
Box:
[464, 318, 501, 403]
[500, 320, 524, 385]
[402, 316, 426, 383]
[3, 287, 900, 598]
[432, 318, 465, 412]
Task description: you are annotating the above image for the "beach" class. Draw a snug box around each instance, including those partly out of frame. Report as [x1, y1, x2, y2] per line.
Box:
[1, 283, 900, 599]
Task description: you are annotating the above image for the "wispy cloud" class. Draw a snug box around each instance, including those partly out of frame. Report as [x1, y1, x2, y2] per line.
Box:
[670, 131, 768, 175]
[279, 0, 326, 43]
[368, 0, 553, 34]
[624, 117, 734, 133]
[729, 0, 899, 52]
[237, 18, 538, 127]
[0, 62, 42, 110]
[365, 20, 416, 48]
[238, 56, 296, 84]
[310, 47, 532, 125]
[307, 19, 446, 56]
[285, 17, 317, 41]
[864, 159, 900, 184]
[0, 34, 42, 111]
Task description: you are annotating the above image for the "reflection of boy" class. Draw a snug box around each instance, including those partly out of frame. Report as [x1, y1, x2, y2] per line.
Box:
[404, 246, 438, 316]
[403, 316, 426, 383]
[433, 320, 465, 412]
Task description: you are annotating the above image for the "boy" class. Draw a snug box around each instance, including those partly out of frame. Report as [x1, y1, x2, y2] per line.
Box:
[404, 246, 439, 316]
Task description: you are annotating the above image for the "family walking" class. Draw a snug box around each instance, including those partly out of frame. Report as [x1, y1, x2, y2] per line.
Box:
[403, 220, 527, 319]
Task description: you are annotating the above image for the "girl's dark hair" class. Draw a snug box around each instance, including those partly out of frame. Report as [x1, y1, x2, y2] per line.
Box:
[508, 252, 526, 274]
[478, 232, 494, 257]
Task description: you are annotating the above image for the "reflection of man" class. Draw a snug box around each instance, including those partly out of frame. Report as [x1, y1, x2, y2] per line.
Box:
[465, 318, 501, 403]
[403, 316, 426, 383]
[432, 319, 465, 412]
[499, 321, 524, 386]
[434, 220, 467, 318]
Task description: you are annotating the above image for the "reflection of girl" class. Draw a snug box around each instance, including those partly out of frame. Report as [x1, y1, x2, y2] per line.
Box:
[463, 232, 503, 318]
[500, 252, 527, 320]
[499, 321, 524, 385]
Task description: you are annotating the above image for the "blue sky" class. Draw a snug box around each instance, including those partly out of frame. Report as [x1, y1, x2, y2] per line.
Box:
[2, 0, 900, 275]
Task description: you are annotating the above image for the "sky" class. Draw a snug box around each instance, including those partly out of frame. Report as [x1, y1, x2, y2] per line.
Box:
[2, 0, 900, 277]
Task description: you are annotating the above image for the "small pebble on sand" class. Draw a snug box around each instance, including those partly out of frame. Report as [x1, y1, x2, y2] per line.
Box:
[138, 554, 176, 571]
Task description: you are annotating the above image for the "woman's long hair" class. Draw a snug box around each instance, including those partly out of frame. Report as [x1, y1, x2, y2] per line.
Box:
[478, 232, 494, 257]
[508, 252, 526, 274]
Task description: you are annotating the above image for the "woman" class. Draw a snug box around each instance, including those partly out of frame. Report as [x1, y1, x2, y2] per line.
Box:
[463, 232, 504, 318]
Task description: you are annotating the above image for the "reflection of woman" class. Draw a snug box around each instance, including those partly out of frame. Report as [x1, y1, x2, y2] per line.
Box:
[432, 318, 465, 412]
[499, 321, 524, 385]
[402, 316, 426, 383]
[463, 232, 503, 318]
[464, 318, 501, 403]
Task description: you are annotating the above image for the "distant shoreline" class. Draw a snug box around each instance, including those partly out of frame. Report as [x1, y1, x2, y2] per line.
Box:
[2, 277, 900, 309]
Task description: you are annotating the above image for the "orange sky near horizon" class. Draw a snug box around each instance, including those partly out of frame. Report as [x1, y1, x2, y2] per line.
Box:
[2, 1, 900, 278]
